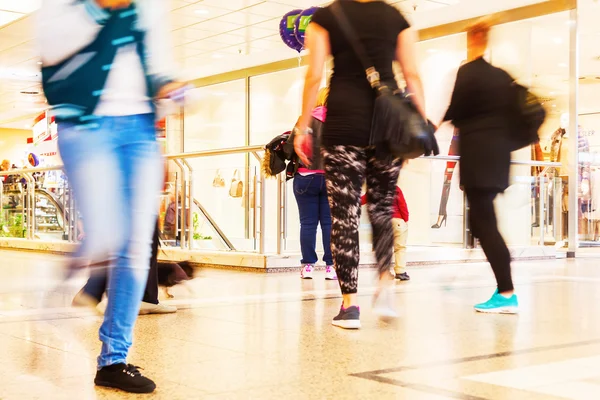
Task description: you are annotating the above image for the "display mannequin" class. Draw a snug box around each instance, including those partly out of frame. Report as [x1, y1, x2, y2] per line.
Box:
[589, 167, 600, 240]
[553, 113, 591, 241]
[432, 60, 467, 229]
[531, 142, 544, 228]
[432, 128, 459, 229]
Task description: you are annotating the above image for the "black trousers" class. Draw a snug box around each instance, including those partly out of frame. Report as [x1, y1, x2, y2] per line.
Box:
[465, 188, 514, 293]
[83, 222, 160, 304]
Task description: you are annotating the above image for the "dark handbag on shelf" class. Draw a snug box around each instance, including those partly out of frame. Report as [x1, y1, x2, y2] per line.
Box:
[331, 1, 439, 160]
[509, 82, 546, 151]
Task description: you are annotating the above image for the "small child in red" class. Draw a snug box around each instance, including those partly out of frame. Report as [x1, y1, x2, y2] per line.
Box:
[361, 186, 410, 281]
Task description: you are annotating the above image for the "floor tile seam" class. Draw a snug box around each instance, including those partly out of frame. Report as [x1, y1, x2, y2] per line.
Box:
[0, 274, 584, 322]
[4, 333, 98, 361]
[353, 337, 600, 378]
[350, 372, 488, 400]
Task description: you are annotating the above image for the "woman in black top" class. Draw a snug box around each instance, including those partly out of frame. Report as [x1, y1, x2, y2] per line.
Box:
[443, 19, 519, 314]
[294, 0, 426, 329]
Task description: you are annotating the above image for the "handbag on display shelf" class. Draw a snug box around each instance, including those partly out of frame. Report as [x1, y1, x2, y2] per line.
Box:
[212, 169, 225, 188]
[331, 2, 439, 160]
[229, 170, 244, 198]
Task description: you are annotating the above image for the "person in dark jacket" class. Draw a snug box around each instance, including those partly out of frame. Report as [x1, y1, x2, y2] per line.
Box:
[443, 18, 519, 314]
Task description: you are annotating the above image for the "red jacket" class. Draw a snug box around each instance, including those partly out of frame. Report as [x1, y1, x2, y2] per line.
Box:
[361, 186, 409, 222]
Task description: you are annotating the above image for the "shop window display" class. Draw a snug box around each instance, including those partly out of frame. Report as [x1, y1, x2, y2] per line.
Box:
[182, 80, 252, 251]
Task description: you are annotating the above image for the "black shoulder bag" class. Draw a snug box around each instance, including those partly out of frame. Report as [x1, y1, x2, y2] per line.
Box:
[509, 82, 546, 151]
[331, 1, 439, 160]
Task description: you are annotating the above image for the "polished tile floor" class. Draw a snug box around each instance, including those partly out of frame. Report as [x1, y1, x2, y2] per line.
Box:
[1, 249, 600, 399]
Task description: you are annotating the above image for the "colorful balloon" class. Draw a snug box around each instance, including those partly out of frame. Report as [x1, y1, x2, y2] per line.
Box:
[294, 7, 319, 49]
[279, 9, 303, 53]
[28, 153, 39, 167]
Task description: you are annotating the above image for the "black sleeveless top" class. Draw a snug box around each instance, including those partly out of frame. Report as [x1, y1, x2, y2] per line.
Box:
[311, 1, 410, 147]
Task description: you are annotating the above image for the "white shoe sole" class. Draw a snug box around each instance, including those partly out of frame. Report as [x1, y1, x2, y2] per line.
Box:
[374, 308, 399, 321]
[325, 276, 337, 281]
[301, 276, 313, 280]
[332, 319, 361, 329]
[475, 306, 519, 314]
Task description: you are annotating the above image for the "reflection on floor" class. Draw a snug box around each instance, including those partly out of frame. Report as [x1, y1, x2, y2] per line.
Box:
[0, 249, 600, 399]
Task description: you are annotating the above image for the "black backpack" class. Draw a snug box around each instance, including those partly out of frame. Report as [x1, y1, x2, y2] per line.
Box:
[510, 83, 546, 151]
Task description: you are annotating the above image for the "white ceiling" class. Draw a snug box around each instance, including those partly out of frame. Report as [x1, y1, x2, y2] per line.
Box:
[1, 0, 600, 132]
[0, 0, 460, 129]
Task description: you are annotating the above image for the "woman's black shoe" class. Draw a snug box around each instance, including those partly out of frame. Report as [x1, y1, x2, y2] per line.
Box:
[431, 215, 447, 229]
[94, 363, 156, 394]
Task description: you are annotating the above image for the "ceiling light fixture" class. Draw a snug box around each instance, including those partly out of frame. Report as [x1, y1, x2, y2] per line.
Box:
[195, 9, 209, 15]
[212, 53, 224, 59]
[558, 63, 567, 68]
[553, 37, 564, 44]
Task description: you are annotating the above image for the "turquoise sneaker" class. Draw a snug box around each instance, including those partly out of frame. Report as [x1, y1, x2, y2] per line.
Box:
[474, 291, 519, 314]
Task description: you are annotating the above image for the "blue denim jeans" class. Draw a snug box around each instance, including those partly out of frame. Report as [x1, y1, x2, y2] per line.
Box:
[58, 114, 162, 368]
[293, 173, 333, 265]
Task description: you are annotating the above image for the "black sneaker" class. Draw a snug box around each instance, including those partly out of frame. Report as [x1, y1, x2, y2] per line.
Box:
[94, 363, 156, 394]
[332, 305, 361, 329]
[395, 272, 410, 281]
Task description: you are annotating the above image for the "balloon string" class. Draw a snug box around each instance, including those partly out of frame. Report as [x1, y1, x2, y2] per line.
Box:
[298, 53, 302, 67]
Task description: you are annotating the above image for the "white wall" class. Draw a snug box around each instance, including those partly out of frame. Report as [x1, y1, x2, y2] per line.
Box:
[0, 128, 30, 168]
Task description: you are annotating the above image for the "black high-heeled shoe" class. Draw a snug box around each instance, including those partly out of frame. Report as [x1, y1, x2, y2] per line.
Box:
[431, 215, 448, 229]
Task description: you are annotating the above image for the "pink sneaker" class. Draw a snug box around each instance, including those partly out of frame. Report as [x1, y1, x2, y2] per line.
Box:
[301, 264, 314, 279]
[325, 265, 338, 280]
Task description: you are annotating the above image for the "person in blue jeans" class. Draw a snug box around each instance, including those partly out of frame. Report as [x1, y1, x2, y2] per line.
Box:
[294, 89, 336, 280]
[38, 0, 184, 394]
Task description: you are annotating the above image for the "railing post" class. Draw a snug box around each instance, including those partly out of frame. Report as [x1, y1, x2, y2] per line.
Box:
[182, 160, 194, 251]
[173, 160, 187, 250]
[539, 175, 546, 246]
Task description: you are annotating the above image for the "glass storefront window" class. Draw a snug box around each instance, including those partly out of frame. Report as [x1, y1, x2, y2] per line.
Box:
[249, 67, 305, 254]
[488, 12, 570, 248]
[182, 80, 254, 251]
[173, 1, 585, 255]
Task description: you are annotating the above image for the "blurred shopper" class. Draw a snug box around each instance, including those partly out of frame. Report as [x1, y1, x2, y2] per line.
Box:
[362, 185, 410, 281]
[443, 19, 519, 314]
[1, 159, 18, 185]
[72, 220, 177, 314]
[294, 0, 426, 329]
[38, 0, 184, 393]
[295, 88, 336, 281]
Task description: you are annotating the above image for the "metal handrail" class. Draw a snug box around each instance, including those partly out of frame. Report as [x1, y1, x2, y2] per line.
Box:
[166, 145, 264, 160]
[0, 154, 562, 176]
[421, 155, 562, 167]
[0, 146, 569, 255]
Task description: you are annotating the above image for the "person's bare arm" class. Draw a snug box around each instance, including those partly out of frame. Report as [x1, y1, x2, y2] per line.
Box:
[396, 28, 426, 120]
[294, 23, 331, 165]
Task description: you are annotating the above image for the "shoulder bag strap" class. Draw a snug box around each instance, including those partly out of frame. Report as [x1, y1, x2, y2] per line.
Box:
[331, 1, 382, 89]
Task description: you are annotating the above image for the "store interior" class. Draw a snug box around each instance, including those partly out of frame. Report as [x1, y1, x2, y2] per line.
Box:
[3, 0, 600, 255]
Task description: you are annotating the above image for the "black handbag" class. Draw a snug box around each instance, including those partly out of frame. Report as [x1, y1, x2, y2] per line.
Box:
[509, 82, 546, 151]
[331, 1, 439, 160]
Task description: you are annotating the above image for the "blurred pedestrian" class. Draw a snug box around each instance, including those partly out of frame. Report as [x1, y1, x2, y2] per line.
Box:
[362, 185, 410, 281]
[38, 0, 185, 393]
[294, 0, 426, 329]
[443, 18, 519, 314]
[294, 88, 336, 281]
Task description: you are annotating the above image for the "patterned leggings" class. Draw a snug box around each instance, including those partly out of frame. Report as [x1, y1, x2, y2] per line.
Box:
[322, 145, 402, 295]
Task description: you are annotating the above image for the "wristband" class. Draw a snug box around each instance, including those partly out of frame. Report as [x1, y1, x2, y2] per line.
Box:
[293, 126, 313, 136]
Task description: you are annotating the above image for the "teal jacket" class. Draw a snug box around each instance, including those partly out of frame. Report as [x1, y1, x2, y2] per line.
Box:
[38, 0, 176, 122]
